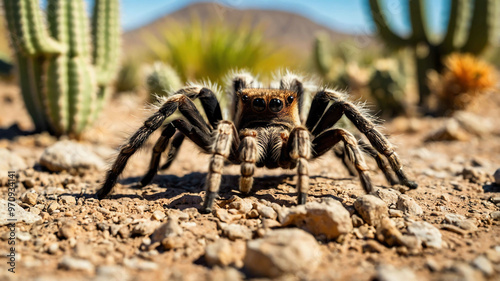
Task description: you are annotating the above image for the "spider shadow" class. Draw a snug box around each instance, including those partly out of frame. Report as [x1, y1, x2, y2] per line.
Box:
[483, 183, 500, 193]
[0, 124, 36, 140]
[102, 171, 355, 209]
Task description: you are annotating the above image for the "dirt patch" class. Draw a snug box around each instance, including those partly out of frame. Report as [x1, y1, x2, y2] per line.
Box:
[0, 83, 499, 280]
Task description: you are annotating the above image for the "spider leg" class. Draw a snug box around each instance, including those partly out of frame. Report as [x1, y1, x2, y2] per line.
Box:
[140, 123, 176, 186]
[312, 128, 374, 193]
[286, 126, 311, 205]
[202, 120, 239, 213]
[140, 119, 213, 187]
[238, 129, 258, 194]
[96, 92, 212, 199]
[306, 89, 417, 189]
[332, 143, 358, 176]
[358, 138, 399, 185]
[159, 132, 185, 170]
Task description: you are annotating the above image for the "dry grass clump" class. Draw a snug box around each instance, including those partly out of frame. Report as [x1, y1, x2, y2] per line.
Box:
[428, 53, 496, 113]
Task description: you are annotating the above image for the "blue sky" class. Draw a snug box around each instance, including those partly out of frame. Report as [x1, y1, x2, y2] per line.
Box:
[39, 0, 448, 35]
[120, 0, 448, 35]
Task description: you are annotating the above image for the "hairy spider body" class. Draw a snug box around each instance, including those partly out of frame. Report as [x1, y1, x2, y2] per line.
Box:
[96, 71, 417, 213]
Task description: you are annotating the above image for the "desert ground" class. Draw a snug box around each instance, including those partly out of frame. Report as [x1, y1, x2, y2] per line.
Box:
[0, 82, 499, 281]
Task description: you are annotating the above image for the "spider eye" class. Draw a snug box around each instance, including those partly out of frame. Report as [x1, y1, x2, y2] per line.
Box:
[252, 98, 266, 112]
[287, 96, 294, 104]
[269, 99, 283, 112]
[241, 95, 249, 103]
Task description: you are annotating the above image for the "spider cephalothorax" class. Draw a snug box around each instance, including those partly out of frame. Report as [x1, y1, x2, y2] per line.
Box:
[96, 71, 417, 213]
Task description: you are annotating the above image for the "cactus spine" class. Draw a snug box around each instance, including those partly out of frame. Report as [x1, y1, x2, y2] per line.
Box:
[2, 0, 120, 137]
[368, 0, 500, 108]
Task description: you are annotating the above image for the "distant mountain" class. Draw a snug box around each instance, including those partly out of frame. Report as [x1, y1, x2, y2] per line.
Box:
[123, 2, 373, 56]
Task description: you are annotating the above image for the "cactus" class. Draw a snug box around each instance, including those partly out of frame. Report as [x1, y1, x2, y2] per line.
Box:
[2, 0, 120, 137]
[313, 33, 334, 79]
[146, 62, 182, 98]
[368, 0, 500, 109]
[368, 60, 407, 118]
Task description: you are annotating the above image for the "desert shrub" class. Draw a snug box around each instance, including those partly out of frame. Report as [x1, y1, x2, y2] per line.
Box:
[143, 20, 297, 85]
[428, 53, 496, 114]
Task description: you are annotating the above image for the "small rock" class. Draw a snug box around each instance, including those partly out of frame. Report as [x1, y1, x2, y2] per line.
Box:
[462, 167, 489, 184]
[132, 221, 161, 236]
[150, 218, 183, 244]
[215, 209, 233, 223]
[151, 210, 166, 221]
[444, 214, 478, 231]
[21, 192, 38, 206]
[59, 256, 94, 273]
[222, 223, 252, 240]
[407, 221, 442, 249]
[375, 264, 418, 281]
[490, 211, 500, 221]
[256, 204, 277, 220]
[363, 240, 385, 253]
[205, 238, 243, 267]
[0, 148, 27, 175]
[490, 196, 500, 204]
[228, 196, 253, 214]
[47, 202, 60, 214]
[60, 195, 76, 205]
[494, 168, 500, 185]
[95, 265, 130, 281]
[244, 228, 321, 278]
[123, 258, 158, 271]
[354, 195, 388, 226]
[280, 199, 353, 239]
[471, 255, 493, 277]
[374, 188, 400, 206]
[48, 243, 59, 254]
[17, 231, 31, 241]
[377, 217, 419, 250]
[40, 140, 106, 172]
[0, 200, 41, 225]
[58, 221, 77, 239]
[388, 209, 404, 218]
[396, 195, 423, 216]
[425, 118, 470, 142]
[351, 214, 364, 227]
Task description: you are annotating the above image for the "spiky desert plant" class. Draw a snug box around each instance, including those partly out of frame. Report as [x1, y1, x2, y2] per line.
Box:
[428, 53, 496, 113]
[2, 0, 120, 137]
[368, 59, 408, 118]
[368, 0, 500, 109]
[144, 20, 296, 85]
[146, 61, 182, 97]
[115, 59, 142, 93]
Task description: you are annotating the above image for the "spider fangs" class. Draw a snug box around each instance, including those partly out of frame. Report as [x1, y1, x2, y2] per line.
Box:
[96, 71, 417, 213]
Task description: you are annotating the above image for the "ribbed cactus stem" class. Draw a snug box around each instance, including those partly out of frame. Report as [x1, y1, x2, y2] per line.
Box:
[2, 0, 121, 137]
[313, 33, 333, 78]
[368, 0, 499, 109]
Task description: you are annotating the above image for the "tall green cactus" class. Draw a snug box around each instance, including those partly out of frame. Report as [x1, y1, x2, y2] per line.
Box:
[368, 0, 500, 108]
[2, 0, 120, 137]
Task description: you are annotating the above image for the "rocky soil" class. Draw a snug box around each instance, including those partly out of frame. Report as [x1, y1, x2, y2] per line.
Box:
[0, 83, 499, 281]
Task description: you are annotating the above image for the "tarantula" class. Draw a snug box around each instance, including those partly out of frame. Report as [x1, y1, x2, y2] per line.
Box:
[96, 71, 417, 213]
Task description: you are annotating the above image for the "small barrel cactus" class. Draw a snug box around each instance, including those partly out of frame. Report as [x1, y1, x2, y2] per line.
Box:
[2, 0, 120, 137]
[146, 61, 182, 97]
[368, 59, 408, 118]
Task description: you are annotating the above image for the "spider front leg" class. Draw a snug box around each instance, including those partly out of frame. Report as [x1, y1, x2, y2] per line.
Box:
[97, 91, 212, 199]
[238, 129, 258, 194]
[287, 126, 311, 205]
[202, 120, 239, 213]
